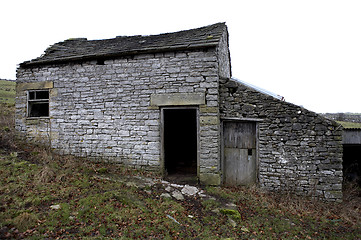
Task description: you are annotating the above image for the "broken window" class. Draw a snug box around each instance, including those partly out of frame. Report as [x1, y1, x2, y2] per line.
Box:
[28, 90, 49, 117]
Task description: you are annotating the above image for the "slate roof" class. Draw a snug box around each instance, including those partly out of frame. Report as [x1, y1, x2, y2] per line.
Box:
[21, 23, 227, 67]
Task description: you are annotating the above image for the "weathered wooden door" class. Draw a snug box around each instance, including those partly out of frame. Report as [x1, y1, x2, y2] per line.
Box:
[223, 121, 257, 185]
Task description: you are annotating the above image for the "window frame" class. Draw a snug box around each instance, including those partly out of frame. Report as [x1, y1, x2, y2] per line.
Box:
[27, 89, 50, 118]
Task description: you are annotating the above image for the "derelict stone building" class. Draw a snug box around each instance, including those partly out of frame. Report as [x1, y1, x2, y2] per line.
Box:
[16, 23, 343, 201]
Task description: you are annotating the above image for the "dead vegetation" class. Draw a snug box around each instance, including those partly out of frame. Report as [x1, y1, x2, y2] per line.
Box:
[13, 212, 39, 232]
[37, 165, 56, 183]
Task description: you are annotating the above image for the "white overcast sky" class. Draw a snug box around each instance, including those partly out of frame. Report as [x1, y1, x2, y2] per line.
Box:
[1, 0, 360, 113]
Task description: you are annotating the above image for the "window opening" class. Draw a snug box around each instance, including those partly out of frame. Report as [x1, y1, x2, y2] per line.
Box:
[248, 149, 253, 156]
[28, 90, 49, 117]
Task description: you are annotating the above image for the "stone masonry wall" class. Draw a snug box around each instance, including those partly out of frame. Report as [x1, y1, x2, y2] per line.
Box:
[220, 78, 343, 201]
[16, 48, 222, 182]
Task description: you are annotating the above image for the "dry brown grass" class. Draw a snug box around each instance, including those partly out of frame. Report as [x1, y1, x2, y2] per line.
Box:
[262, 183, 361, 226]
[37, 165, 56, 183]
[337, 181, 361, 224]
[13, 212, 38, 232]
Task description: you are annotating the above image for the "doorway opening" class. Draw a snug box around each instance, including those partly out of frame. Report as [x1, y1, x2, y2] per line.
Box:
[343, 144, 361, 186]
[163, 108, 198, 180]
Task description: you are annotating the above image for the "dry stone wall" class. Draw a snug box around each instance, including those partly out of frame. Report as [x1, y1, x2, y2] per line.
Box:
[219, 78, 343, 201]
[16, 49, 222, 181]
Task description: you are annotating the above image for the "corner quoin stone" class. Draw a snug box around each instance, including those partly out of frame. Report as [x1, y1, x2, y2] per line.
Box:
[200, 116, 219, 125]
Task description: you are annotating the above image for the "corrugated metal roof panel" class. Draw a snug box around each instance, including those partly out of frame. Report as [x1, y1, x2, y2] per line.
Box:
[232, 78, 285, 101]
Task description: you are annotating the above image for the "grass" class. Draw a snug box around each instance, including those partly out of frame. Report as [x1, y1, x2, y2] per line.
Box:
[2, 156, 360, 239]
[0, 79, 15, 105]
[337, 120, 361, 129]
[1, 98, 361, 239]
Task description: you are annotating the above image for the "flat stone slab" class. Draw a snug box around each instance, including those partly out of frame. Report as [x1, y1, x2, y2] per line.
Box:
[170, 183, 184, 188]
[160, 193, 172, 199]
[172, 190, 184, 200]
[50, 204, 61, 210]
[181, 185, 199, 196]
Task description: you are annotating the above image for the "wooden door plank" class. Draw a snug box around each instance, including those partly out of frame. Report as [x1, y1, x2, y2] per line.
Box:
[223, 121, 257, 186]
[224, 147, 240, 185]
[223, 122, 256, 149]
[238, 148, 256, 185]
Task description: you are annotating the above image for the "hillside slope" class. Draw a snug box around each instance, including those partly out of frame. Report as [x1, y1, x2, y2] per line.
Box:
[0, 79, 15, 105]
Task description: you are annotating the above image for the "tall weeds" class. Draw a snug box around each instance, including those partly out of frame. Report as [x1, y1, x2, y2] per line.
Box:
[0, 103, 16, 150]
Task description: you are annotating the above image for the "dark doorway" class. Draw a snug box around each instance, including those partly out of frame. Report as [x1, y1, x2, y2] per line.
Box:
[343, 144, 361, 185]
[163, 108, 197, 176]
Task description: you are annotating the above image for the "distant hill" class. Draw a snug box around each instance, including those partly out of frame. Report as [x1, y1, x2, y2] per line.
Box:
[0, 79, 16, 105]
[322, 113, 361, 123]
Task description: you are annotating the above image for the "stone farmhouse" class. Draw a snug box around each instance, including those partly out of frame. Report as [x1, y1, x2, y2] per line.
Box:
[16, 23, 343, 201]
